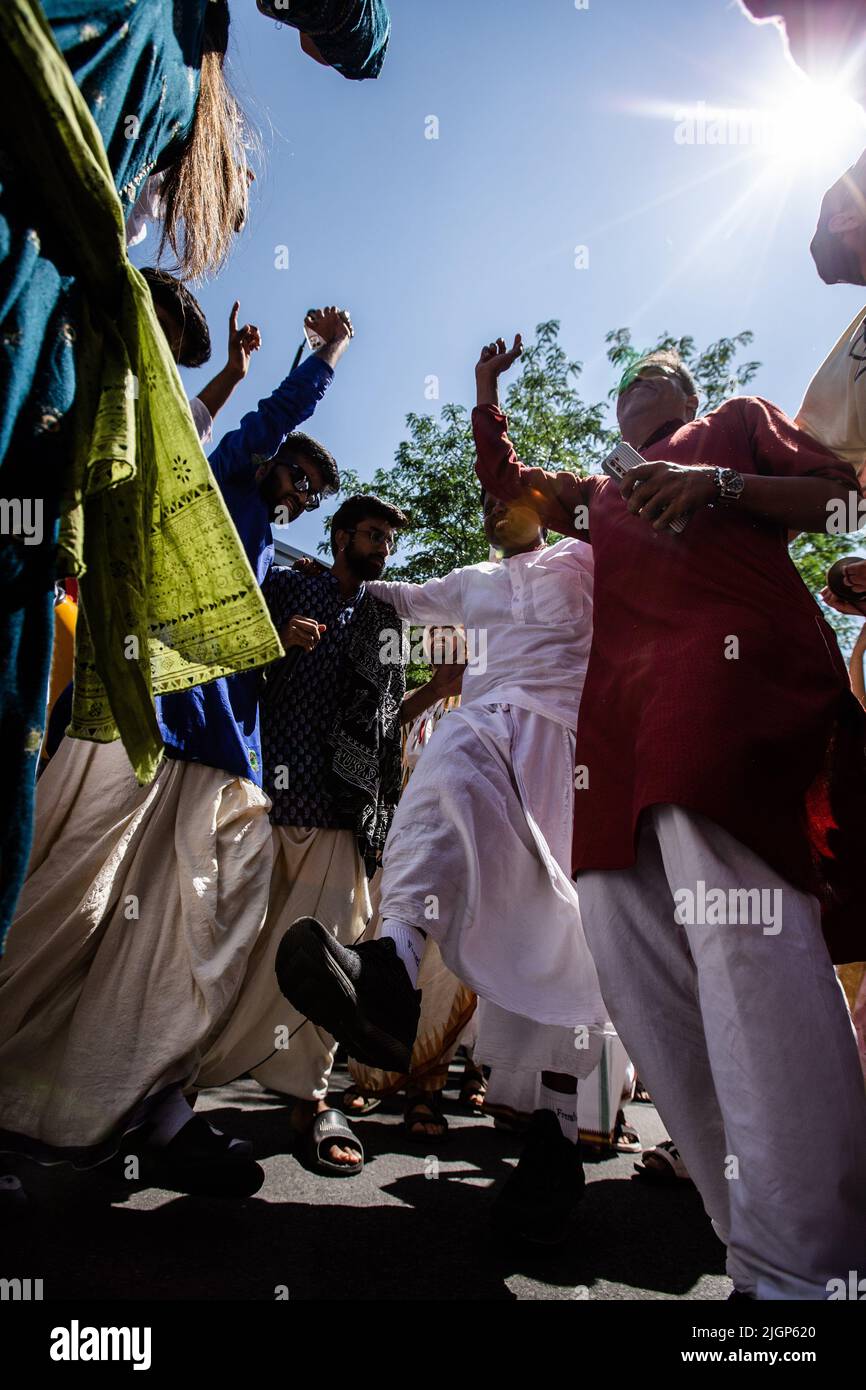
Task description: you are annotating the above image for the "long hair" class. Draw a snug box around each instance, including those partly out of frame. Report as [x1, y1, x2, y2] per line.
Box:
[158, 1, 251, 281]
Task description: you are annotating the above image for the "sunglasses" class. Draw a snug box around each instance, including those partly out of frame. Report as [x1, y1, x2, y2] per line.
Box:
[286, 459, 328, 512]
[617, 362, 678, 397]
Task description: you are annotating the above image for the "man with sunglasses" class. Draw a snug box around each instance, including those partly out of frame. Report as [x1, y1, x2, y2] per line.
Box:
[463, 336, 866, 1299]
[153, 305, 346, 787]
[196, 495, 409, 1176]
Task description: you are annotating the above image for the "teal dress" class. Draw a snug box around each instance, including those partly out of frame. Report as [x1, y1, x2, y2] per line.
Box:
[0, 1, 210, 943]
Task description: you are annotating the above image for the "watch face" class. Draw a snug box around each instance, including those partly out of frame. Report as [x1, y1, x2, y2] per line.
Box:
[721, 468, 744, 498]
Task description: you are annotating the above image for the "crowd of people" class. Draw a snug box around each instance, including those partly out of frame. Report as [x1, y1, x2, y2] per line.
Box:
[1, 0, 866, 1304]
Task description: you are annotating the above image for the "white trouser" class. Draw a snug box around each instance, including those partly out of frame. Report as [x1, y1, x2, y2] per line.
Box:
[578, 805, 866, 1301]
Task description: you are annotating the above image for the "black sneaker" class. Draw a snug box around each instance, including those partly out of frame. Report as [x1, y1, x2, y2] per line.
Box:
[275, 918, 421, 1073]
[135, 1116, 264, 1199]
[490, 1109, 586, 1246]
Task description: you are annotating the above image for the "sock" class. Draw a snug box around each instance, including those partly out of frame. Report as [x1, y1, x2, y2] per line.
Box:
[381, 918, 425, 988]
[539, 1080, 579, 1144]
[146, 1087, 196, 1147]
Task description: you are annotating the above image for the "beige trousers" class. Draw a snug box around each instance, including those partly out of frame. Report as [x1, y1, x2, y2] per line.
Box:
[198, 824, 371, 1102]
[0, 737, 272, 1151]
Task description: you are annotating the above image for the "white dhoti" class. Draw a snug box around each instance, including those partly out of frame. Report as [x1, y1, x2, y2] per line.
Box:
[578, 804, 866, 1301]
[0, 737, 272, 1154]
[198, 825, 371, 1101]
[379, 703, 608, 1076]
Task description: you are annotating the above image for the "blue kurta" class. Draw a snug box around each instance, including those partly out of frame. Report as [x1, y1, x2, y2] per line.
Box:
[156, 355, 334, 784]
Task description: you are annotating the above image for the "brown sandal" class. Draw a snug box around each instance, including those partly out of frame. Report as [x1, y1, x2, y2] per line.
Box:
[403, 1090, 449, 1143]
[459, 1068, 487, 1114]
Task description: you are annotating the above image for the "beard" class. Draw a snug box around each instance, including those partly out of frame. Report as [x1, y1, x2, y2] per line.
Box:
[346, 543, 386, 582]
[810, 221, 866, 286]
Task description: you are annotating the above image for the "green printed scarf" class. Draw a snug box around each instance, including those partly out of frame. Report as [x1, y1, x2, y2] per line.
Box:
[0, 0, 283, 783]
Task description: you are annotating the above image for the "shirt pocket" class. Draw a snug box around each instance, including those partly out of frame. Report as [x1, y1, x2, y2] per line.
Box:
[524, 568, 584, 626]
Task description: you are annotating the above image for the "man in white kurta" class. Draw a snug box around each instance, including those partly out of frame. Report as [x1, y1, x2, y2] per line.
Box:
[364, 527, 605, 1045]
[277, 492, 611, 1241]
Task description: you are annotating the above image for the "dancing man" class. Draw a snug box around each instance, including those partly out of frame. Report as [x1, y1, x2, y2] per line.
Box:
[467, 334, 866, 1299]
[276, 478, 609, 1240]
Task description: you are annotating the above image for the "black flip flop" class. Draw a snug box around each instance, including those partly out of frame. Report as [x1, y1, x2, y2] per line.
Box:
[276, 917, 419, 1072]
[305, 1109, 364, 1177]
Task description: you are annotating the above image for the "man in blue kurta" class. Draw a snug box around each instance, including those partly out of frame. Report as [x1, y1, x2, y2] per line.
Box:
[155, 307, 350, 784]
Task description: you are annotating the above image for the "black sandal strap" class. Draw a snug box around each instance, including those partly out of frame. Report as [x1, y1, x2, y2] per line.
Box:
[404, 1091, 447, 1128]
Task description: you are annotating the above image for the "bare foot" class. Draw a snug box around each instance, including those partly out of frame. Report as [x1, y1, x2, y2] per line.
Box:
[341, 1087, 371, 1115]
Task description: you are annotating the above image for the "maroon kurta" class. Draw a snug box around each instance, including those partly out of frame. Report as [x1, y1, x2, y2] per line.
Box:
[473, 396, 866, 962]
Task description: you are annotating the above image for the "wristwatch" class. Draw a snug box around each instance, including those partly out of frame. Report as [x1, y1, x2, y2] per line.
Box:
[713, 466, 745, 503]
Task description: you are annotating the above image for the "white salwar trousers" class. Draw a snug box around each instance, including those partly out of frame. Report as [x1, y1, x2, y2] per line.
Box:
[379, 702, 608, 1076]
[578, 804, 866, 1301]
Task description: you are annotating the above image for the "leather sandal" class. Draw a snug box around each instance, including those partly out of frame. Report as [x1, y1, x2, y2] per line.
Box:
[402, 1090, 449, 1143]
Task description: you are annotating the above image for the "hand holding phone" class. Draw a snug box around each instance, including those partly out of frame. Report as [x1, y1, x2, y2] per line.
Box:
[601, 440, 689, 534]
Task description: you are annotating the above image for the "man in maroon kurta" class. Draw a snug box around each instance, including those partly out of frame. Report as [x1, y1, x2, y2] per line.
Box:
[473, 336, 866, 1300]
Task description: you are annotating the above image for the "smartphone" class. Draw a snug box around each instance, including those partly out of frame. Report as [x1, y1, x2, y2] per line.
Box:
[303, 314, 325, 352]
[601, 439, 688, 534]
[303, 309, 354, 353]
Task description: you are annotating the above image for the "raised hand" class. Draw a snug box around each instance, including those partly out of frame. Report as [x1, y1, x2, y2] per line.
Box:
[475, 335, 523, 407]
[475, 335, 523, 380]
[228, 301, 261, 380]
[305, 305, 354, 346]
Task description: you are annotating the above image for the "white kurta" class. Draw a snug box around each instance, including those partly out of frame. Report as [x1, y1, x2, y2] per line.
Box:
[365, 540, 608, 1042]
[796, 302, 866, 480]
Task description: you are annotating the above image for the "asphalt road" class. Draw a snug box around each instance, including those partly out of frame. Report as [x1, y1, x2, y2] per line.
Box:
[5, 1061, 729, 1302]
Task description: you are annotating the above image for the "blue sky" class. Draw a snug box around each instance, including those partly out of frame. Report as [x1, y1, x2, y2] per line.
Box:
[133, 0, 866, 559]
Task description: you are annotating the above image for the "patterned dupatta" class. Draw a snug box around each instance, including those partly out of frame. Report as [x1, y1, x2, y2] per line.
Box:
[0, 0, 283, 784]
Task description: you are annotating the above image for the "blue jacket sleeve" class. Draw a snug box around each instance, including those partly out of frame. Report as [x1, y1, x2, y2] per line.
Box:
[208, 355, 334, 487]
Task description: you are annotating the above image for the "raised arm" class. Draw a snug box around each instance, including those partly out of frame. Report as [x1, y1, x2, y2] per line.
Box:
[472, 336, 590, 538]
[208, 307, 352, 487]
[195, 301, 261, 427]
